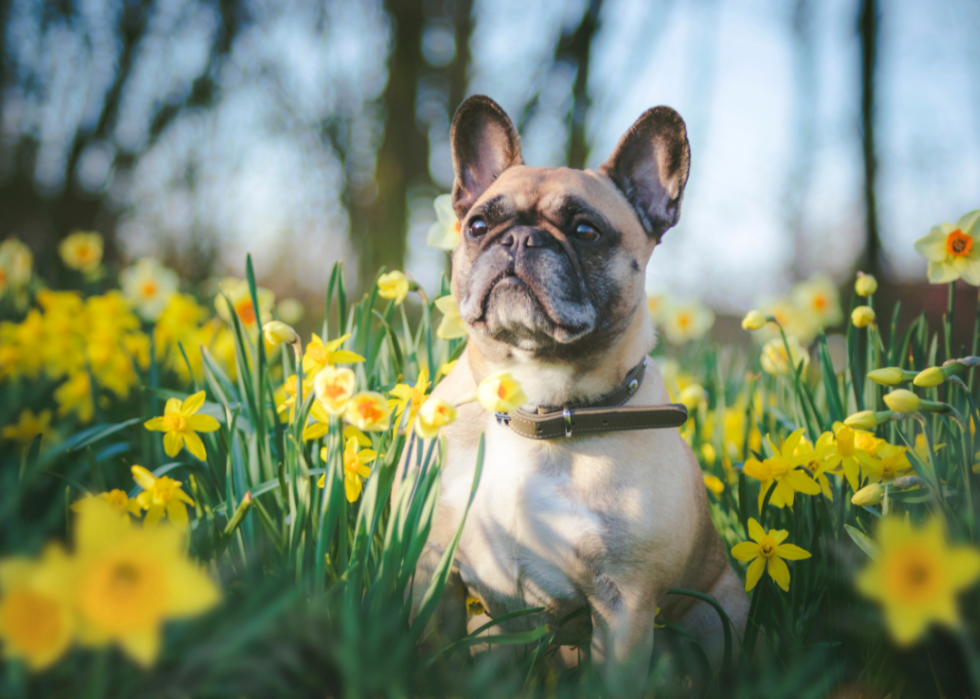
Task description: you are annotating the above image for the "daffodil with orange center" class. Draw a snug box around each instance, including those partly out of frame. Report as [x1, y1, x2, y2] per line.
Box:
[317, 437, 378, 502]
[857, 516, 980, 645]
[913, 209, 980, 285]
[742, 428, 821, 510]
[344, 392, 392, 432]
[302, 333, 365, 379]
[144, 390, 220, 460]
[314, 365, 357, 415]
[73, 498, 220, 666]
[131, 465, 195, 528]
[731, 518, 811, 591]
[388, 368, 430, 430]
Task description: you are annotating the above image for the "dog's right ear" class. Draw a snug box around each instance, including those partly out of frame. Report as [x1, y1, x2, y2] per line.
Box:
[451, 95, 523, 219]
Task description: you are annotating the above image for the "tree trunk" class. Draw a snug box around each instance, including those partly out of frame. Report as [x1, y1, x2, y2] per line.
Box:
[858, 0, 880, 278]
[566, 0, 603, 170]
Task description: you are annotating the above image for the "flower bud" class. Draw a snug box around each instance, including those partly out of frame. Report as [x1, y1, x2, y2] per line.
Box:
[415, 397, 458, 439]
[868, 367, 912, 386]
[377, 270, 410, 305]
[851, 305, 875, 328]
[263, 320, 298, 347]
[741, 310, 767, 331]
[854, 273, 877, 297]
[883, 389, 921, 414]
[851, 483, 883, 507]
[477, 371, 527, 414]
[844, 410, 878, 430]
[913, 367, 945, 388]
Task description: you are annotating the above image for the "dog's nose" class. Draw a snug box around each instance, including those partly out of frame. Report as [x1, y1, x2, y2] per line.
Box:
[500, 227, 549, 250]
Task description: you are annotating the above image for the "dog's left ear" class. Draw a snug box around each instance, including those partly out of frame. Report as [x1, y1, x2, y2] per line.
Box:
[599, 106, 691, 240]
[450, 95, 523, 219]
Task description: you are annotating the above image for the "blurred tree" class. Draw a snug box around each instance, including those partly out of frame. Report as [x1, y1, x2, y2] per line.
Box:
[858, 0, 880, 279]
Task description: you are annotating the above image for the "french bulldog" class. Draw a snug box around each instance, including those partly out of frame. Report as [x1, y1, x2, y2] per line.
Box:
[406, 95, 749, 684]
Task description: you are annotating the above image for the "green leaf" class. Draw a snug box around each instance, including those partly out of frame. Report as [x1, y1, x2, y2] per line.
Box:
[845, 524, 880, 560]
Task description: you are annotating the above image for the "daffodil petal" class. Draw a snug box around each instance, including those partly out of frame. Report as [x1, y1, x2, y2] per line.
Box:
[143, 417, 167, 432]
[745, 556, 766, 591]
[164, 398, 182, 415]
[928, 260, 960, 284]
[182, 432, 207, 461]
[131, 465, 157, 491]
[118, 627, 161, 667]
[731, 542, 759, 561]
[166, 499, 189, 528]
[144, 505, 165, 529]
[163, 431, 183, 458]
[166, 559, 221, 617]
[767, 555, 791, 591]
[344, 472, 361, 502]
[187, 414, 220, 432]
[329, 350, 365, 364]
[747, 518, 764, 542]
[913, 228, 950, 262]
[774, 543, 811, 561]
[180, 391, 207, 416]
[771, 529, 789, 545]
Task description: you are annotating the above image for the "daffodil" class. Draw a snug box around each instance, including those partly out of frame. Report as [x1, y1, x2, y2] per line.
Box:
[855, 273, 878, 296]
[0, 544, 75, 671]
[795, 431, 837, 500]
[120, 258, 179, 321]
[0, 237, 33, 291]
[852, 483, 883, 507]
[868, 367, 915, 386]
[884, 389, 921, 414]
[913, 209, 980, 285]
[435, 294, 468, 340]
[742, 429, 822, 510]
[144, 391, 221, 460]
[59, 231, 103, 273]
[277, 374, 300, 419]
[131, 465, 195, 528]
[477, 371, 527, 414]
[301, 401, 333, 442]
[758, 296, 815, 342]
[646, 294, 666, 323]
[760, 336, 809, 376]
[73, 498, 220, 666]
[1, 409, 53, 448]
[262, 320, 298, 347]
[731, 518, 811, 591]
[377, 271, 410, 304]
[913, 433, 944, 464]
[741, 310, 768, 331]
[72, 489, 143, 526]
[54, 371, 94, 424]
[314, 365, 357, 415]
[660, 299, 714, 345]
[864, 443, 913, 484]
[704, 474, 725, 495]
[318, 437, 377, 502]
[824, 423, 876, 492]
[792, 275, 843, 329]
[856, 516, 980, 645]
[303, 333, 365, 378]
[214, 277, 275, 329]
[427, 194, 461, 250]
[388, 368, 430, 429]
[344, 392, 392, 432]
[415, 397, 457, 439]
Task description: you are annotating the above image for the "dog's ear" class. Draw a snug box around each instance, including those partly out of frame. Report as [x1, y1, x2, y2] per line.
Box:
[599, 106, 690, 240]
[451, 95, 523, 218]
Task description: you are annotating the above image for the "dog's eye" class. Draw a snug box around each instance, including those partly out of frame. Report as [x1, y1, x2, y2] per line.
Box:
[573, 222, 600, 242]
[468, 218, 488, 237]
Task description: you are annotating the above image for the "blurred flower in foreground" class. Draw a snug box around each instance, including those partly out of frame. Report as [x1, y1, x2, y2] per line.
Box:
[72, 489, 143, 527]
[388, 368, 430, 430]
[276, 298, 305, 324]
[0, 544, 75, 671]
[427, 194, 461, 250]
[214, 277, 275, 329]
[478, 371, 527, 414]
[703, 474, 724, 495]
[646, 293, 665, 323]
[144, 391, 220, 460]
[731, 518, 811, 591]
[344, 392, 392, 432]
[318, 437, 377, 502]
[1, 409, 53, 448]
[131, 465, 195, 528]
[74, 499, 219, 666]
[262, 320, 298, 347]
[0, 237, 33, 292]
[314, 365, 357, 415]
[856, 516, 980, 645]
[59, 231, 103, 274]
[913, 209, 980, 285]
[760, 336, 809, 376]
[435, 294, 468, 340]
[415, 397, 457, 439]
[377, 270, 410, 305]
[741, 310, 767, 331]
[660, 299, 714, 345]
[792, 275, 843, 330]
[120, 258, 179, 321]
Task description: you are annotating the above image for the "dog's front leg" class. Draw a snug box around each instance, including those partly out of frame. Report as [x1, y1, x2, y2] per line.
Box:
[410, 543, 468, 649]
[588, 579, 658, 694]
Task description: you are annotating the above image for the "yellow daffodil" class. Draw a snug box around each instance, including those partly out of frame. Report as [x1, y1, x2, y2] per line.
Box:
[427, 193, 461, 250]
[59, 231, 103, 273]
[388, 368, 430, 429]
[704, 474, 725, 495]
[855, 273, 878, 296]
[301, 401, 333, 442]
[742, 429, 822, 510]
[913, 433, 944, 463]
[314, 365, 357, 415]
[344, 424, 372, 447]
[477, 371, 527, 414]
[120, 258, 179, 321]
[678, 384, 706, 411]
[54, 372, 94, 424]
[792, 275, 843, 329]
[741, 310, 767, 331]
[760, 336, 809, 376]
[0, 544, 75, 671]
[277, 374, 300, 419]
[843, 410, 879, 431]
[868, 367, 914, 386]
[318, 437, 377, 502]
[72, 490, 143, 526]
[851, 306, 875, 328]
[913, 367, 946, 388]
[435, 294, 468, 340]
[415, 397, 457, 439]
[131, 465, 195, 528]
[377, 271, 410, 304]
[144, 391, 221, 460]
[73, 498, 219, 666]
[731, 518, 811, 591]
[276, 298, 305, 324]
[436, 360, 458, 380]
[1, 409, 53, 448]
[303, 333, 365, 378]
[660, 299, 714, 345]
[864, 443, 913, 484]
[825, 423, 876, 492]
[344, 392, 392, 432]
[913, 209, 980, 285]
[262, 320, 298, 347]
[884, 389, 921, 414]
[857, 516, 980, 645]
[758, 296, 815, 342]
[852, 483, 883, 507]
[646, 293, 666, 323]
[0, 237, 33, 292]
[795, 431, 837, 500]
[214, 277, 275, 329]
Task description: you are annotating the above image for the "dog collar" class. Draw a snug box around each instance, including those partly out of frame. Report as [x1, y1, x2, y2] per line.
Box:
[494, 359, 688, 440]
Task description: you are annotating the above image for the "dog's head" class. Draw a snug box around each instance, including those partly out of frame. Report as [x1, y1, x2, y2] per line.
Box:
[449, 95, 690, 361]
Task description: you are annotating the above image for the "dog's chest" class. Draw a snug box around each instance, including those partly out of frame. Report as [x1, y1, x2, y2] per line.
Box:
[442, 422, 616, 620]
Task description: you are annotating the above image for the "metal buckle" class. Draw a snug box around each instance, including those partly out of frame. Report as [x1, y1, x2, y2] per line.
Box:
[495, 412, 511, 426]
[563, 409, 573, 437]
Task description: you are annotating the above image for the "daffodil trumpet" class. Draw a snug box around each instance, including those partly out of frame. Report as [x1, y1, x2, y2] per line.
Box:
[843, 409, 897, 430]
[913, 362, 965, 388]
[867, 367, 918, 387]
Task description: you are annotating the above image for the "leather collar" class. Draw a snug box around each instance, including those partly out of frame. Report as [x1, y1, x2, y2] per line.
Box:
[495, 359, 688, 440]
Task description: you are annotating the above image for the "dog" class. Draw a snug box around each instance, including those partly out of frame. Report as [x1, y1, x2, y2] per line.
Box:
[405, 95, 749, 685]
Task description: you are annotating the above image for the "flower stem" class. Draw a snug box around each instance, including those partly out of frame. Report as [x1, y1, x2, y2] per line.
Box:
[945, 281, 955, 363]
